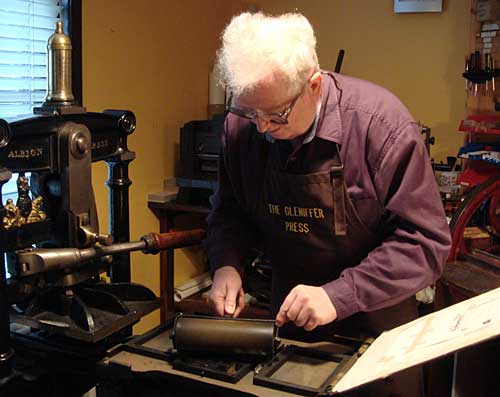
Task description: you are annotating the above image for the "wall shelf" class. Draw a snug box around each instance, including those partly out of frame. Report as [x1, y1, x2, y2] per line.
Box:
[459, 115, 500, 136]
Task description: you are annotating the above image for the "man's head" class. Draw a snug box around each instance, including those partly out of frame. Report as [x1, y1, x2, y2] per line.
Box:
[217, 12, 322, 140]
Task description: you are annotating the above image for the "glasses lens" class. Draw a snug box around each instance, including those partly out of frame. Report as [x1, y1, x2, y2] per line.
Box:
[227, 104, 289, 124]
[266, 116, 287, 124]
[228, 107, 254, 120]
[230, 109, 288, 124]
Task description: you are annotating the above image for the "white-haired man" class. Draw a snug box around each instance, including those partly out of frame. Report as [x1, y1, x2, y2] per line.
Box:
[206, 12, 451, 396]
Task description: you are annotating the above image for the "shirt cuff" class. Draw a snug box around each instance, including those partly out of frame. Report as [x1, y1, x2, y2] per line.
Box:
[321, 277, 360, 321]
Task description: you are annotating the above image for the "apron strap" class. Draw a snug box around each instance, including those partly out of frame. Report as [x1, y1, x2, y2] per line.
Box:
[330, 144, 347, 236]
[330, 165, 347, 236]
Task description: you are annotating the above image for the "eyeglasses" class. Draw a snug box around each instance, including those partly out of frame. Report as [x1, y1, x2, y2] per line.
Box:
[226, 89, 302, 125]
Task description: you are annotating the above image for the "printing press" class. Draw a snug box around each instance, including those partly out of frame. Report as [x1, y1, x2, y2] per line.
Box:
[0, 22, 207, 396]
[0, 92, 211, 392]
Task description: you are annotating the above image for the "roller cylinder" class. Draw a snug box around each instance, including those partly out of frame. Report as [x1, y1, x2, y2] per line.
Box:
[172, 314, 277, 357]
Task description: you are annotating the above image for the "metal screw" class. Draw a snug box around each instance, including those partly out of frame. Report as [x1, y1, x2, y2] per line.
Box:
[76, 136, 87, 154]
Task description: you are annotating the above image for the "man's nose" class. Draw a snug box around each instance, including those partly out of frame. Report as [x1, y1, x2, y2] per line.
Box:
[253, 116, 271, 133]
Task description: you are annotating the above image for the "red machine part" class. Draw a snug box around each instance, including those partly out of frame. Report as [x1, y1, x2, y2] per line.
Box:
[448, 176, 500, 261]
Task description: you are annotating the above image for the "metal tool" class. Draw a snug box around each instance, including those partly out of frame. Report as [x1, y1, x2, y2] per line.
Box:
[475, 50, 481, 96]
[492, 58, 496, 93]
[485, 53, 490, 93]
[465, 57, 470, 92]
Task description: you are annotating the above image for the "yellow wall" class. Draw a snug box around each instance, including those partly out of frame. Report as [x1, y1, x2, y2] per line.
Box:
[254, 0, 470, 161]
[82, 0, 245, 333]
[82, 1, 470, 333]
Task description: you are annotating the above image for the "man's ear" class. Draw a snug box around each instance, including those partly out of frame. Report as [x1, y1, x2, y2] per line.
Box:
[309, 71, 322, 94]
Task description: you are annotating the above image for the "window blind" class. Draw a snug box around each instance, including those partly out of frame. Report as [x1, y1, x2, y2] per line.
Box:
[0, 0, 60, 120]
[0, 0, 60, 197]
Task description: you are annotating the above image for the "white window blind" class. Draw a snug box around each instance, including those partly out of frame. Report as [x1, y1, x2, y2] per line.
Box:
[1, 0, 60, 198]
[0, 0, 60, 120]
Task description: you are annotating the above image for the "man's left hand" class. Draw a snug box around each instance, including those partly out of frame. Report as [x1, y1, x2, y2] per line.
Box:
[275, 285, 337, 331]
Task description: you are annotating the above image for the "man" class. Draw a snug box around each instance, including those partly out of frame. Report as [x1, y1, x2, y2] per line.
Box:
[206, 12, 451, 396]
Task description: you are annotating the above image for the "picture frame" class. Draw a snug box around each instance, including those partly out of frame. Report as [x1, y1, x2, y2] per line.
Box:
[394, 0, 443, 13]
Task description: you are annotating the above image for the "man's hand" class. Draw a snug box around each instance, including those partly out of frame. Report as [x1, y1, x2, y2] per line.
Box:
[275, 285, 337, 331]
[207, 266, 245, 317]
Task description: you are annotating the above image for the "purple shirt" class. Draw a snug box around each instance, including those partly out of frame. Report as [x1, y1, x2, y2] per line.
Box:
[206, 72, 451, 320]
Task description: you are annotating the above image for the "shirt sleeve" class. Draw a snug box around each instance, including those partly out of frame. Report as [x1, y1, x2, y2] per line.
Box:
[205, 121, 257, 277]
[322, 123, 451, 320]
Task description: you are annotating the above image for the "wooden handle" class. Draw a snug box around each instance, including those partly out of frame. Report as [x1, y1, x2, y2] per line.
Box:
[146, 229, 206, 252]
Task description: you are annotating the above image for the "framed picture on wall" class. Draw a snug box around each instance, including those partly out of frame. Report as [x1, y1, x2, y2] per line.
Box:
[394, 0, 442, 13]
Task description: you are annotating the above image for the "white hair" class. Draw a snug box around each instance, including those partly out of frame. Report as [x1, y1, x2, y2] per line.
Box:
[216, 12, 319, 97]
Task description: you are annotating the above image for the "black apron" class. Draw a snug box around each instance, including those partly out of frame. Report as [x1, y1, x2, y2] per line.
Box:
[253, 140, 422, 397]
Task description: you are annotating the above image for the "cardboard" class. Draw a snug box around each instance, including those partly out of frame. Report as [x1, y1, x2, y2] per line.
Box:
[332, 287, 500, 393]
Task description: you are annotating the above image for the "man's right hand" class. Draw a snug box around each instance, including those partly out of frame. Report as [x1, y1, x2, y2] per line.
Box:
[207, 266, 245, 317]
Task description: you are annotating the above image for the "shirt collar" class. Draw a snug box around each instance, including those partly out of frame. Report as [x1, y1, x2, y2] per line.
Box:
[314, 72, 343, 144]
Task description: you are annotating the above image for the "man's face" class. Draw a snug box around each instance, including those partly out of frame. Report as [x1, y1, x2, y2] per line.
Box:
[234, 72, 322, 140]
